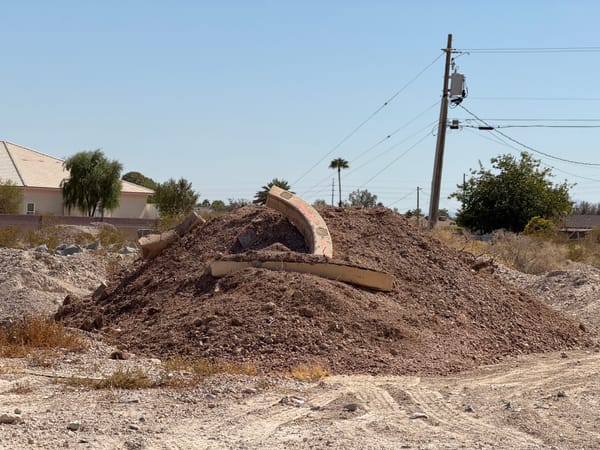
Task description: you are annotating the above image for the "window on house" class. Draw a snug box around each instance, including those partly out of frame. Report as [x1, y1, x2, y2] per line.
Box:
[26, 203, 35, 215]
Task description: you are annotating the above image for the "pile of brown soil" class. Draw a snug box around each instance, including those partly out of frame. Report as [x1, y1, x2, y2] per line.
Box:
[56, 206, 591, 375]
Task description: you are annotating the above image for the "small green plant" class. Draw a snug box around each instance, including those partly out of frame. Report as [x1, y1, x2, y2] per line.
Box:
[523, 216, 557, 237]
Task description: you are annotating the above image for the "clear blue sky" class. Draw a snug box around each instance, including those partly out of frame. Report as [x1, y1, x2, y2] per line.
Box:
[1, 1, 599, 213]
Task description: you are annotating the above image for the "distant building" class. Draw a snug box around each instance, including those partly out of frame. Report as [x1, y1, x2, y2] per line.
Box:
[0, 141, 157, 218]
[560, 214, 600, 239]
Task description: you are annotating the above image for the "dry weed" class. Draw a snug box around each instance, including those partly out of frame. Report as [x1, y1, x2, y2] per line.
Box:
[6, 381, 33, 394]
[290, 364, 330, 382]
[65, 368, 157, 390]
[0, 317, 88, 358]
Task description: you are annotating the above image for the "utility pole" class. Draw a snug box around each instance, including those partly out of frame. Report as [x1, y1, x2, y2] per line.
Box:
[416, 186, 421, 227]
[331, 178, 334, 206]
[428, 33, 453, 228]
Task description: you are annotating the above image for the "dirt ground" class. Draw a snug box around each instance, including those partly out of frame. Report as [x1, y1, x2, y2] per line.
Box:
[2, 207, 600, 449]
[1, 347, 599, 449]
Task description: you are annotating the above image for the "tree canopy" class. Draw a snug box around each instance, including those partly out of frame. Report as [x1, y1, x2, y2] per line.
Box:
[451, 152, 572, 233]
[122, 171, 158, 190]
[253, 178, 292, 205]
[61, 150, 123, 217]
[154, 177, 199, 216]
[348, 189, 378, 208]
[0, 179, 23, 214]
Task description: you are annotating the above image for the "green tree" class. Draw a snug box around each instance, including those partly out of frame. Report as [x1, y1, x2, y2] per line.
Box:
[122, 171, 158, 190]
[451, 152, 572, 233]
[0, 179, 23, 214]
[227, 198, 251, 210]
[211, 200, 226, 211]
[253, 178, 292, 205]
[329, 158, 349, 207]
[61, 150, 123, 217]
[572, 201, 600, 215]
[348, 189, 378, 207]
[313, 199, 328, 207]
[154, 177, 199, 216]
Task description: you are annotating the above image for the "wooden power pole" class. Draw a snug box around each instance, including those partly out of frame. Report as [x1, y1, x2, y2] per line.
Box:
[428, 33, 453, 228]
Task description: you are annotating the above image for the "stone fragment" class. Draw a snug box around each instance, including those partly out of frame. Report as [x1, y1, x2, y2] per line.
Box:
[409, 412, 428, 419]
[343, 403, 359, 412]
[67, 421, 81, 431]
[0, 413, 20, 424]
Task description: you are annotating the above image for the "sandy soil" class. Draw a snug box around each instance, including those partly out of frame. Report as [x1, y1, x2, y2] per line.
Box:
[1, 347, 599, 449]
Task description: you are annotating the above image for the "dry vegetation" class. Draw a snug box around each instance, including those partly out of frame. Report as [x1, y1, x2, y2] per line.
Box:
[432, 225, 600, 274]
[0, 316, 88, 358]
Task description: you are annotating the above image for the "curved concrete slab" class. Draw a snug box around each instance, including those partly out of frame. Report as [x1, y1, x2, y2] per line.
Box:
[266, 186, 333, 258]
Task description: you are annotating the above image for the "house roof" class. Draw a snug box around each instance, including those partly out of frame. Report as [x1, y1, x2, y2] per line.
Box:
[563, 214, 600, 230]
[0, 141, 154, 195]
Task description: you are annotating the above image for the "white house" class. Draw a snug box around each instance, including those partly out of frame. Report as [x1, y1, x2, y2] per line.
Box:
[0, 141, 157, 219]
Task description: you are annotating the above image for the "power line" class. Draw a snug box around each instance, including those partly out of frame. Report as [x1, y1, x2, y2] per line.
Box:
[458, 104, 600, 167]
[456, 47, 600, 53]
[464, 127, 600, 184]
[470, 96, 600, 102]
[463, 124, 600, 129]
[387, 190, 415, 208]
[360, 132, 433, 187]
[299, 116, 438, 197]
[291, 53, 443, 186]
[461, 118, 600, 122]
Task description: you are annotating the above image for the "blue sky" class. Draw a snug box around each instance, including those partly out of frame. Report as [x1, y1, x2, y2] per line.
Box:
[1, 1, 599, 213]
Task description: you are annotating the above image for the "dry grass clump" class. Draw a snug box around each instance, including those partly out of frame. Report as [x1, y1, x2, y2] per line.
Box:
[487, 230, 567, 274]
[290, 364, 330, 382]
[97, 227, 131, 249]
[0, 317, 88, 358]
[64, 368, 157, 390]
[5, 381, 33, 394]
[0, 226, 21, 248]
[431, 226, 567, 274]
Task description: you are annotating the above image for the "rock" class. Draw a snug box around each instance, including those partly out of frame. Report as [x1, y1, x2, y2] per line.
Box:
[557, 390, 567, 398]
[343, 403, 359, 412]
[298, 307, 316, 318]
[502, 401, 512, 410]
[110, 350, 128, 360]
[230, 317, 244, 326]
[237, 230, 257, 249]
[119, 397, 140, 404]
[207, 403, 217, 409]
[28, 438, 34, 445]
[561, 352, 568, 359]
[92, 282, 108, 301]
[56, 243, 68, 251]
[280, 396, 305, 407]
[34, 244, 48, 253]
[464, 405, 475, 413]
[13, 408, 21, 415]
[242, 388, 257, 395]
[310, 405, 321, 411]
[84, 241, 102, 251]
[67, 421, 81, 431]
[409, 412, 428, 419]
[63, 245, 83, 256]
[0, 413, 20, 424]
[129, 423, 140, 430]
[119, 246, 138, 255]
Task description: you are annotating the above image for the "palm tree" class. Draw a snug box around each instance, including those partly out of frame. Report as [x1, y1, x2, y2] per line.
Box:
[253, 178, 292, 205]
[329, 158, 349, 207]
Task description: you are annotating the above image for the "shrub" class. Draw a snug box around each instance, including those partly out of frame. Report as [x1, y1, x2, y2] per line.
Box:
[290, 364, 330, 382]
[0, 317, 88, 357]
[0, 227, 21, 248]
[523, 216, 557, 237]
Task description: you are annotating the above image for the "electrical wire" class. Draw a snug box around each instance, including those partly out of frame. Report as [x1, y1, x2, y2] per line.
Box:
[463, 124, 600, 129]
[299, 115, 439, 197]
[456, 47, 600, 53]
[463, 127, 600, 184]
[291, 53, 443, 186]
[360, 132, 433, 187]
[470, 96, 600, 102]
[458, 104, 600, 167]
[386, 190, 415, 208]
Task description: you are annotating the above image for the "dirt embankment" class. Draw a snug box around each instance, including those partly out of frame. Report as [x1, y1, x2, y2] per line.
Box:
[56, 206, 592, 375]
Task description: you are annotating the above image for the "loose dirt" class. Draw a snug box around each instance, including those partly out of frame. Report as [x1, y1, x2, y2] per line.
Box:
[57, 206, 590, 375]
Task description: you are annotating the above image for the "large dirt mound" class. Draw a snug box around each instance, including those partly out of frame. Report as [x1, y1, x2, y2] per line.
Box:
[56, 206, 591, 375]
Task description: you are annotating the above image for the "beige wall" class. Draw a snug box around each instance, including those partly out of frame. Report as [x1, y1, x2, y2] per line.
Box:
[20, 188, 154, 218]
